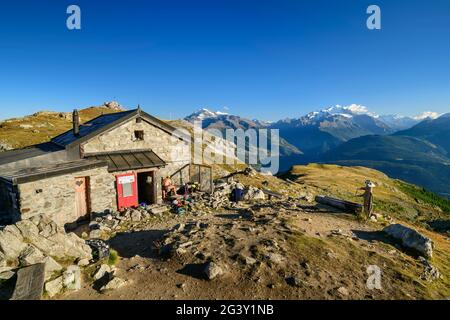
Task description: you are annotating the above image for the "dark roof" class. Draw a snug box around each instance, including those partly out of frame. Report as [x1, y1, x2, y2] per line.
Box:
[51, 108, 188, 147]
[0, 143, 64, 166]
[0, 159, 108, 185]
[85, 149, 166, 172]
[51, 110, 136, 146]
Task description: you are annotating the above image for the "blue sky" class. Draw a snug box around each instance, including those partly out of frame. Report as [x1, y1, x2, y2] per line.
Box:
[0, 0, 449, 121]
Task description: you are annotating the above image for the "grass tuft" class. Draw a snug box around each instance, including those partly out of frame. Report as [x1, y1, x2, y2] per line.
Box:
[108, 249, 119, 266]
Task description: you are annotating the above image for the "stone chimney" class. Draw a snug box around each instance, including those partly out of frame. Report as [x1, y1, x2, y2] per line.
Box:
[73, 109, 80, 136]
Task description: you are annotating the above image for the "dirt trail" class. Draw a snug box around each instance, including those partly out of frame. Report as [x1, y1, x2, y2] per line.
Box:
[63, 200, 435, 300]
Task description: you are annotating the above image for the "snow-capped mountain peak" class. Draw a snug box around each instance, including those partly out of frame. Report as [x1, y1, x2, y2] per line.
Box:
[303, 104, 378, 122]
[413, 111, 441, 121]
[185, 108, 229, 121]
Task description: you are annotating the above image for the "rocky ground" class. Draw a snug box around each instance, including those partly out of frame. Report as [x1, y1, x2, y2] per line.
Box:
[64, 196, 447, 300]
[1, 167, 449, 300]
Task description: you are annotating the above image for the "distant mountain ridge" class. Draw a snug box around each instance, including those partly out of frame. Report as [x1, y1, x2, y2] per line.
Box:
[184, 108, 302, 157]
[184, 105, 448, 196]
[2, 102, 447, 197]
[323, 114, 450, 197]
[185, 104, 440, 157]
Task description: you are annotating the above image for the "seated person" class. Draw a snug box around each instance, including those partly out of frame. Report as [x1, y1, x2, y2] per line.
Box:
[162, 176, 177, 199]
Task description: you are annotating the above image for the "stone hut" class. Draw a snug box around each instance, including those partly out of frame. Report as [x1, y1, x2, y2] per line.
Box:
[0, 107, 196, 226]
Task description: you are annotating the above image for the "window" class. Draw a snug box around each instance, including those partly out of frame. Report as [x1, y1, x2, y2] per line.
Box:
[134, 130, 144, 141]
[122, 182, 133, 197]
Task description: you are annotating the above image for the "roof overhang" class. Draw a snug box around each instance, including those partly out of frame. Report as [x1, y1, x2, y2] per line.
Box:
[84, 149, 166, 172]
[0, 160, 108, 185]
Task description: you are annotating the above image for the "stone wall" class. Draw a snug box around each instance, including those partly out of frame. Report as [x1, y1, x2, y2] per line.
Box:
[17, 166, 117, 226]
[82, 119, 191, 165]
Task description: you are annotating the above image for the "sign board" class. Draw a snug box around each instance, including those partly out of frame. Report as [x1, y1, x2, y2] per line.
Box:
[118, 175, 135, 185]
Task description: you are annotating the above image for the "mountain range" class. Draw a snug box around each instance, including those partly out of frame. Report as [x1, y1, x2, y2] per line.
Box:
[1, 102, 447, 198]
[184, 105, 449, 198]
[186, 105, 439, 154]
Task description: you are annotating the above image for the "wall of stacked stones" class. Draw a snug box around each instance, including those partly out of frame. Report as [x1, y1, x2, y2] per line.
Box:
[17, 166, 117, 226]
[81, 119, 191, 166]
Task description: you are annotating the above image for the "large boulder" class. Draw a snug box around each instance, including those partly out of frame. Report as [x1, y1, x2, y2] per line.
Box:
[0, 215, 92, 269]
[15, 219, 40, 239]
[383, 224, 434, 258]
[0, 225, 27, 261]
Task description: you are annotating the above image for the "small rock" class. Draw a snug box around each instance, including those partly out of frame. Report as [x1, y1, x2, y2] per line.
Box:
[93, 264, 111, 280]
[44, 256, 63, 281]
[179, 241, 193, 249]
[245, 256, 257, 265]
[337, 287, 349, 296]
[419, 257, 442, 282]
[331, 229, 344, 236]
[0, 270, 15, 280]
[100, 277, 127, 292]
[89, 229, 102, 239]
[131, 211, 142, 222]
[63, 265, 81, 291]
[203, 262, 223, 280]
[285, 276, 302, 287]
[77, 258, 90, 267]
[266, 252, 284, 265]
[19, 245, 45, 266]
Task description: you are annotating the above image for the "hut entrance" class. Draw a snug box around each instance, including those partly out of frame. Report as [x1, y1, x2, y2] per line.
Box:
[137, 171, 157, 205]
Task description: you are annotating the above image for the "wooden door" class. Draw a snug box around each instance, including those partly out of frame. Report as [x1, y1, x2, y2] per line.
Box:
[75, 177, 89, 218]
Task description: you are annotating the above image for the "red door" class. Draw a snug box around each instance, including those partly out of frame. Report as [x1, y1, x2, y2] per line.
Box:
[116, 173, 138, 210]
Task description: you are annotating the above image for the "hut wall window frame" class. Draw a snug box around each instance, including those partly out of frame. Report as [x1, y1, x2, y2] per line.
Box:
[134, 130, 145, 141]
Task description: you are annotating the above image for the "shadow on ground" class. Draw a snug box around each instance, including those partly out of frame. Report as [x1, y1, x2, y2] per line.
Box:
[215, 209, 252, 220]
[0, 275, 16, 300]
[107, 229, 168, 259]
[176, 263, 208, 280]
[428, 219, 450, 234]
